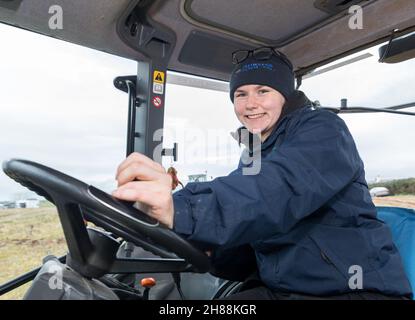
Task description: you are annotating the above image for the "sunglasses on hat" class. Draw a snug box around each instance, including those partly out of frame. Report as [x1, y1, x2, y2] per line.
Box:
[232, 46, 293, 70]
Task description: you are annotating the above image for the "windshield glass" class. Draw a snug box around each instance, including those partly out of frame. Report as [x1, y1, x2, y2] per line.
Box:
[0, 23, 135, 299]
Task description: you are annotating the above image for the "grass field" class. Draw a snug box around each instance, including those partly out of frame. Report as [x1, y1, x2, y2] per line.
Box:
[371, 194, 415, 208]
[0, 195, 414, 300]
[0, 204, 67, 300]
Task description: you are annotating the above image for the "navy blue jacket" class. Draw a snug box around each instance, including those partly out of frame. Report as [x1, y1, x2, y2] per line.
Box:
[173, 91, 412, 296]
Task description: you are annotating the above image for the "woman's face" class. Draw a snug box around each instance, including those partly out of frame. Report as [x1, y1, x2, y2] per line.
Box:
[233, 84, 286, 141]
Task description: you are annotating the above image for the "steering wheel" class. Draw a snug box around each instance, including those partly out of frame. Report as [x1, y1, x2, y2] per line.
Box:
[2, 159, 210, 278]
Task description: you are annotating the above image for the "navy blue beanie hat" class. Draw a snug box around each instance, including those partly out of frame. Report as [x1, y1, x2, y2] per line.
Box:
[229, 52, 295, 103]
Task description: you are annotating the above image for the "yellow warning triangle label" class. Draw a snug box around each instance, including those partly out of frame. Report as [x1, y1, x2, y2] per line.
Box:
[153, 71, 165, 84]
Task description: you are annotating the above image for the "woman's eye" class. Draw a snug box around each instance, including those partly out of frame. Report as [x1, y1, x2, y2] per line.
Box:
[235, 93, 246, 98]
[258, 89, 269, 94]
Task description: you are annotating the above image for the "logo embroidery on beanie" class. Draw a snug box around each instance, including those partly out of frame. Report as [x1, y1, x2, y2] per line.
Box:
[237, 63, 274, 74]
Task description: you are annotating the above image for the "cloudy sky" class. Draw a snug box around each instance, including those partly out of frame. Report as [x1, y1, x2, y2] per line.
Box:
[0, 23, 414, 201]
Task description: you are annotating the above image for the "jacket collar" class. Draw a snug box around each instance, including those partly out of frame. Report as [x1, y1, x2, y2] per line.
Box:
[231, 90, 312, 149]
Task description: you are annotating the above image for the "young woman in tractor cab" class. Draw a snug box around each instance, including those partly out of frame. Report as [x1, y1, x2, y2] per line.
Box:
[112, 47, 412, 300]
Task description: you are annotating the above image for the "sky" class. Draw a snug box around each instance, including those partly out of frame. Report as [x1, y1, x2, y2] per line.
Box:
[0, 23, 414, 201]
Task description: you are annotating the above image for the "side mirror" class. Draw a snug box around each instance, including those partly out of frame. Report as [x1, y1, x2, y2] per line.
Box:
[379, 32, 415, 63]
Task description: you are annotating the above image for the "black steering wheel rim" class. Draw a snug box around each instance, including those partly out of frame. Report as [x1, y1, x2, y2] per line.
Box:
[2, 159, 210, 274]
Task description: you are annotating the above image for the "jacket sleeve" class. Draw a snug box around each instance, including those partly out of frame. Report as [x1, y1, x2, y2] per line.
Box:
[173, 110, 362, 250]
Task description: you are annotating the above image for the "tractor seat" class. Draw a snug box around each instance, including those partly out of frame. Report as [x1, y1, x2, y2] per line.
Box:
[377, 206, 415, 299]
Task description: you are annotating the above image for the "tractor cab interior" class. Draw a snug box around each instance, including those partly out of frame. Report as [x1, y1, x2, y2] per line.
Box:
[1, 0, 415, 300]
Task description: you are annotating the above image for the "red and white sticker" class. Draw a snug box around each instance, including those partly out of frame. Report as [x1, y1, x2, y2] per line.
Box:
[152, 96, 162, 108]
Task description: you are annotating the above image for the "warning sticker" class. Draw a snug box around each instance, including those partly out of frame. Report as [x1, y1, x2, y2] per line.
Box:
[152, 96, 162, 108]
[153, 82, 164, 95]
[153, 71, 165, 84]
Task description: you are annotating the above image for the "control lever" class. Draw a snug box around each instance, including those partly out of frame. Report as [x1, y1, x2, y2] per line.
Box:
[140, 277, 156, 300]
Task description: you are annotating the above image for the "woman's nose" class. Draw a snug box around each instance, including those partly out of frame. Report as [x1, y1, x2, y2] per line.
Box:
[246, 94, 259, 109]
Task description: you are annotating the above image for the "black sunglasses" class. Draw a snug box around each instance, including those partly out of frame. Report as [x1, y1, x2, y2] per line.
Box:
[232, 46, 293, 70]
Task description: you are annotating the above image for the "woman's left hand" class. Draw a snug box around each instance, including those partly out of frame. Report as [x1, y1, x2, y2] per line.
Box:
[112, 152, 174, 229]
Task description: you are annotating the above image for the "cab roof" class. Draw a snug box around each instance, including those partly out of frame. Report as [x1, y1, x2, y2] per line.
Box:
[1, 0, 415, 80]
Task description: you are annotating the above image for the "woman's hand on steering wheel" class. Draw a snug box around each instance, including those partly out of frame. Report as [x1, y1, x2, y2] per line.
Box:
[112, 152, 174, 229]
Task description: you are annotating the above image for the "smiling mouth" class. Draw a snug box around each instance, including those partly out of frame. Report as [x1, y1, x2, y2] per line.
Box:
[245, 113, 265, 119]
